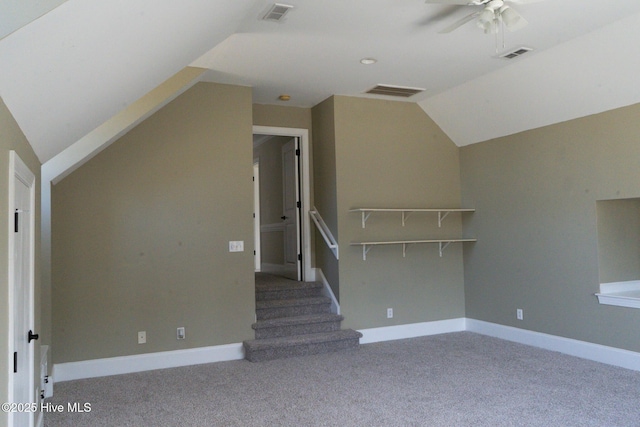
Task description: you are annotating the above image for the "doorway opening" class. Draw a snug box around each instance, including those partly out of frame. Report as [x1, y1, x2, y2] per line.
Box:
[252, 126, 312, 282]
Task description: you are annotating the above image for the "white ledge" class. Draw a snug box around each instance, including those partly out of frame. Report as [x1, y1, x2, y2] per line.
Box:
[596, 280, 640, 309]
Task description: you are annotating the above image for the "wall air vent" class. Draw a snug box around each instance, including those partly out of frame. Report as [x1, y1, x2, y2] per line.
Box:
[497, 46, 533, 60]
[365, 84, 425, 98]
[262, 3, 294, 22]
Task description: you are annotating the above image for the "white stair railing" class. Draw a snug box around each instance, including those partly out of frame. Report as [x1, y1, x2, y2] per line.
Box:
[309, 208, 339, 259]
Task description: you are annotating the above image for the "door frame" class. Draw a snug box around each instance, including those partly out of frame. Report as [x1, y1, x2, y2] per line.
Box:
[253, 160, 261, 272]
[7, 151, 36, 427]
[252, 126, 313, 281]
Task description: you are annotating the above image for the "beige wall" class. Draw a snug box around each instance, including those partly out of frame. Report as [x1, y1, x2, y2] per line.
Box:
[311, 97, 340, 296]
[0, 98, 42, 427]
[253, 104, 312, 130]
[332, 96, 466, 329]
[461, 102, 640, 352]
[52, 83, 255, 363]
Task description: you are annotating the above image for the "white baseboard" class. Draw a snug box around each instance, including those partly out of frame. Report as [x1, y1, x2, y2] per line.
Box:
[50, 318, 640, 387]
[314, 268, 340, 315]
[466, 318, 640, 371]
[358, 318, 466, 344]
[53, 343, 244, 383]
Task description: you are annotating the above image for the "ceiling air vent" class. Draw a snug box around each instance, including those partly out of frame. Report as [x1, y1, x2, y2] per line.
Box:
[262, 3, 294, 22]
[365, 84, 425, 98]
[497, 46, 533, 60]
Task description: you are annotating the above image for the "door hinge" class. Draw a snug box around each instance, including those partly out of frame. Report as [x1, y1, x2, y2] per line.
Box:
[13, 351, 17, 373]
[298, 253, 302, 261]
[14, 210, 18, 233]
[297, 201, 301, 208]
[295, 148, 300, 156]
[253, 250, 256, 255]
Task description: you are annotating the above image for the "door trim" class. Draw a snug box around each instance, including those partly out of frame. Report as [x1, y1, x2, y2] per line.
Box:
[253, 160, 261, 272]
[8, 151, 36, 427]
[252, 126, 313, 281]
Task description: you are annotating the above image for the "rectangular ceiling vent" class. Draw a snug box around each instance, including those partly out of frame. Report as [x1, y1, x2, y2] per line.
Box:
[263, 3, 294, 22]
[365, 84, 425, 98]
[497, 46, 533, 60]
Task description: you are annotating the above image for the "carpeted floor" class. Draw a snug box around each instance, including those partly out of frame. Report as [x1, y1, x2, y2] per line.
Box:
[44, 332, 640, 426]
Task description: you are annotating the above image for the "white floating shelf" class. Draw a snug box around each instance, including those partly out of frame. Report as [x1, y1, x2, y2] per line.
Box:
[595, 280, 640, 309]
[349, 208, 475, 228]
[350, 239, 477, 260]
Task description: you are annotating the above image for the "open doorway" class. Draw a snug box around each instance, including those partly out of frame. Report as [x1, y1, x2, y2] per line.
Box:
[252, 126, 312, 282]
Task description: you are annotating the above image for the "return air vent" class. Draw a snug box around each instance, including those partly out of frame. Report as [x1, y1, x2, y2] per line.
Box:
[497, 46, 533, 60]
[263, 3, 294, 22]
[365, 84, 425, 98]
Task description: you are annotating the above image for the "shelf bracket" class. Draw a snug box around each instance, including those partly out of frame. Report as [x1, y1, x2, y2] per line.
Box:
[438, 211, 451, 228]
[438, 241, 451, 257]
[401, 211, 413, 226]
[362, 244, 373, 260]
[360, 211, 373, 228]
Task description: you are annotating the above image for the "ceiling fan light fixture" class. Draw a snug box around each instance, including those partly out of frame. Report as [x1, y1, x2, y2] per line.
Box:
[500, 5, 528, 31]
[477, 8, 496, 32]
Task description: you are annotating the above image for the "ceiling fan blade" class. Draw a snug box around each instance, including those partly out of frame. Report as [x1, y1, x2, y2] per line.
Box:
[438, 11, 480, 33]
[425, 0, 479, 5]
[416, 5, 462, 27]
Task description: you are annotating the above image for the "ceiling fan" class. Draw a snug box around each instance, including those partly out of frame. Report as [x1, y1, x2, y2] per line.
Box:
[425, 0, 538, 34]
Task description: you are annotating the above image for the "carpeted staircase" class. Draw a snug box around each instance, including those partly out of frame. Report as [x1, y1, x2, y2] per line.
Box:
[243, 273, 362, 362]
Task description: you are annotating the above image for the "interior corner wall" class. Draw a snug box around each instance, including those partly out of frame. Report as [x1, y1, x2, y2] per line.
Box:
[311, 97, 340, 298]
[333, 96, 465, 330]
[460, 102, 640, 353]
[0, 98, 42, 427]
[51, 82, 255, 363]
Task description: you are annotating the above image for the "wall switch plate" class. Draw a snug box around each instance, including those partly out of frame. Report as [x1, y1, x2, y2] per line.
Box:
[138, 331, 146, 344]
[517, 309, 523, 320]
[177, 327, 185, 340]
[229, 241, 244, 252]
[387, 308, 393, 319]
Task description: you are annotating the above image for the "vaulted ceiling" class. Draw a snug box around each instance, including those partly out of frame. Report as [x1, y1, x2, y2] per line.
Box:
[2, 0, 640, 164]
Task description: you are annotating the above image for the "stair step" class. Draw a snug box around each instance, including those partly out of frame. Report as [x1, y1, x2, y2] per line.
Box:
[256, 296, 331, 320]
[243, 329, 362, 362]
[252, 313, 344, 339]
[256, 281, 323, 301]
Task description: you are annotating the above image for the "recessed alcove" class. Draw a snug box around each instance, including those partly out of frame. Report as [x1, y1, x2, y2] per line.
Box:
[595, 198, 640, 308]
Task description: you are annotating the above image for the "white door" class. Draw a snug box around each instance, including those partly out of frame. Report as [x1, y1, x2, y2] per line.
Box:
[8, 151, 36, 427]
[281, 139, 301, 280]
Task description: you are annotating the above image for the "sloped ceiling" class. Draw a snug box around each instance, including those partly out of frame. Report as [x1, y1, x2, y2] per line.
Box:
[0, 0, 68, 39]
[0, 0, 257, 163]
[2, 0, 640, 163]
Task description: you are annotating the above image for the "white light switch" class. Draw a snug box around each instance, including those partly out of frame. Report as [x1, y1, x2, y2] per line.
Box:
[229, 241, 244, 252]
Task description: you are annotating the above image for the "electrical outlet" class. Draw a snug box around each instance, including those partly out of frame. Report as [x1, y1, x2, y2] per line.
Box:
[387, 308, 393, 319]
[138, 331, 146, 344]
[516, 309, 523, 320]
[229, 241, 244, 252]
[177, 327, 185, 340]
